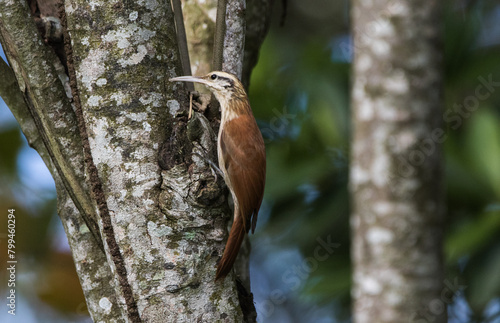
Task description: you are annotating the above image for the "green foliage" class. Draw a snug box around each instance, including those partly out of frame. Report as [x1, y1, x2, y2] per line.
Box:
[249, 21, 352, 321]
[0, 105, 67, 317]
[249, 1, 500, 321]
[0, 126, 22, 178]
[443, 3, 500, 316]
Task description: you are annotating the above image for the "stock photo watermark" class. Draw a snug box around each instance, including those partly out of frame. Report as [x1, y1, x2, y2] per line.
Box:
[387, 73, 500, 195]
[260, 106, 297, 143]
[5, 208, 16, 316]
[408, 277, 466, 323]
[256, 235, 340, 318]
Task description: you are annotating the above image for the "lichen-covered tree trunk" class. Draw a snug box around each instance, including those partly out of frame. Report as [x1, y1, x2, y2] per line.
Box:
[0, 0, 269, 321]
[350, 1, 446, 322]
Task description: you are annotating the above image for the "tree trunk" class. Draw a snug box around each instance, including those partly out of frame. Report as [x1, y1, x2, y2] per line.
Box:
[0, 0, 269, 321]
[350, 0, 446, 322]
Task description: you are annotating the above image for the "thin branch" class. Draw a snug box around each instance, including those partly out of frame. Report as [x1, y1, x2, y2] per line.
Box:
[172, 0, 195, 92]
[213, 0, 228, 71]
[0, 58, 33, 131]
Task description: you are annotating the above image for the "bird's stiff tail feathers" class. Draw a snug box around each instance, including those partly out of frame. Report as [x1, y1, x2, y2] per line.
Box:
[215, 213, 247, 281]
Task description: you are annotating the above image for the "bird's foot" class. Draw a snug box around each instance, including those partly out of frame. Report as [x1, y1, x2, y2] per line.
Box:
[193, 152, 223, 181]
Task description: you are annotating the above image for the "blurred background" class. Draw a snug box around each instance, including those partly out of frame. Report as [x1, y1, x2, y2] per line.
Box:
[1, 0, 500, 322]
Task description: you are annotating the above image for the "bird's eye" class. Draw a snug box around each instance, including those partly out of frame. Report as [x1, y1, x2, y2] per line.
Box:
[210, 74, 218, 80]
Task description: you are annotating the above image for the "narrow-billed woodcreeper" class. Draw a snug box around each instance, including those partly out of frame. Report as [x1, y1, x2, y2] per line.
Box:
[170, 72, 266, 280]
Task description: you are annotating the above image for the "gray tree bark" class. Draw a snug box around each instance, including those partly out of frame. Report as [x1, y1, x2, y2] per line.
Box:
[350, 1, 446, 322]
[0, 0, 270, 321]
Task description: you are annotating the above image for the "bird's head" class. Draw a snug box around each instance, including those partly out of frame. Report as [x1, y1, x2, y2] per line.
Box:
[169, 71, 246, 107]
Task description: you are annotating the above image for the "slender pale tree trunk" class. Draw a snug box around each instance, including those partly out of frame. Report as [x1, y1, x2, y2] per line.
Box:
[350, 1, 446, 322]
[0, 0, 270, 321]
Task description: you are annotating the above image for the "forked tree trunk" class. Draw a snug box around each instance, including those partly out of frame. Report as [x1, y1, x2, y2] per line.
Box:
[0, 0, 270, 321]
[350, 0, 446, 322]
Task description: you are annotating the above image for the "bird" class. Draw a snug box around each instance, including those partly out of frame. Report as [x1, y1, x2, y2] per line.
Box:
[169, 71, 266, 281]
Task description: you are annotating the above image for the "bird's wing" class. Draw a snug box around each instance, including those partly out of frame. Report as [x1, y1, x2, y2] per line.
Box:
[220, 114, 266, 233]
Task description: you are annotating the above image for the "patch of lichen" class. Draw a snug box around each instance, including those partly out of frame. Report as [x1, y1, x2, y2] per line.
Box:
[167, 240, 180, 250]
[209, 288, 242, 321]
[150, 248, 159, 258]
[135, 263, 164, 293]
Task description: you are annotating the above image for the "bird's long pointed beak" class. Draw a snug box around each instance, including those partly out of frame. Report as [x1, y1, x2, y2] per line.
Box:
[169, 75, 208, 85]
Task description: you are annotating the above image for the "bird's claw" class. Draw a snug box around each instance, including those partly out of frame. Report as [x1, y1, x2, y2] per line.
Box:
[193, 152, 223, 182]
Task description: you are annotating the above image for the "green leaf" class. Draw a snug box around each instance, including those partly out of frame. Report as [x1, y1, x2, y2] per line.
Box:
[446, 210, 500, 263]
[0, 127, 22, 175]
[465, 109, 500, 197]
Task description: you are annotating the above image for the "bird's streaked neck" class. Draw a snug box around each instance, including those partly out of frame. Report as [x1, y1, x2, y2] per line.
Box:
[220, 103, 240, 124]
[215, 90, 252, 124]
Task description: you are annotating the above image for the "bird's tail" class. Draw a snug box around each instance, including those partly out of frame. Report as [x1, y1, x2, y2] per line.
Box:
[215, 211, 247, 281]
